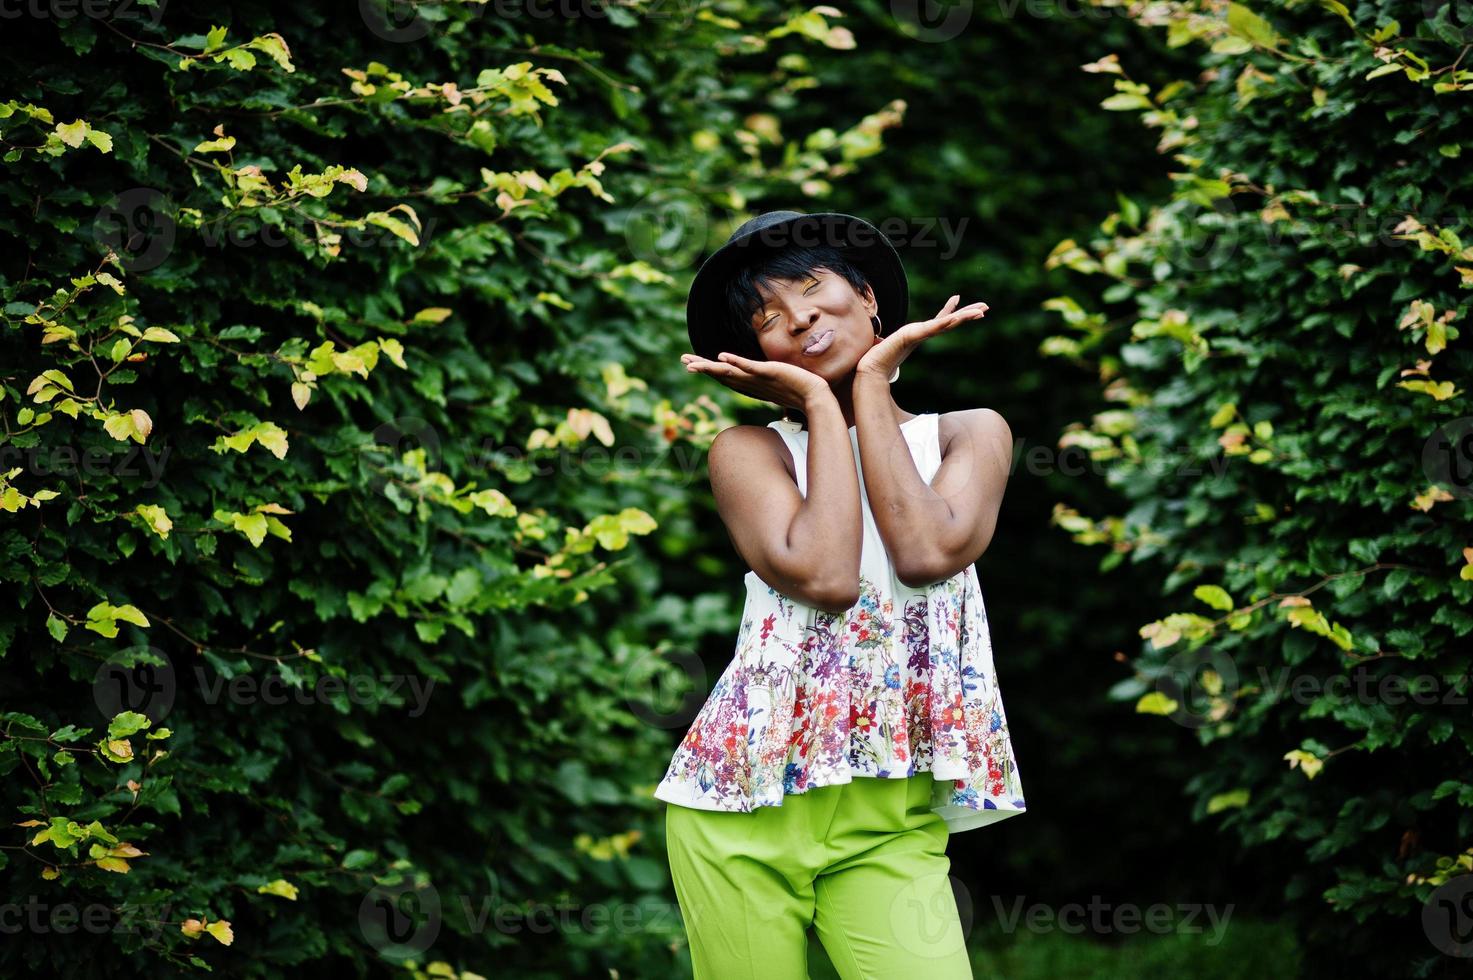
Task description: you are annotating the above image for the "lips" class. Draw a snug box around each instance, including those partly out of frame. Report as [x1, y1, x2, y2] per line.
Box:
[802, 329, 836, 356]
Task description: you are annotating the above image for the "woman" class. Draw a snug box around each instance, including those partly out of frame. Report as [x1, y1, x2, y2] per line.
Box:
[659, 210, 1027, 978]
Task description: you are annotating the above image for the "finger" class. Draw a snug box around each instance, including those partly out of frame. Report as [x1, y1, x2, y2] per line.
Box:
[937, 294, 960, 317]
[947, 304, 988, 322]
[712, 362, 753, 380]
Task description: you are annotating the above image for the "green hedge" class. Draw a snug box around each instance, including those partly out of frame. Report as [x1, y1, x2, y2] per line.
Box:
[0, 4, 891, 975]
[1039, 1, 1472, 975]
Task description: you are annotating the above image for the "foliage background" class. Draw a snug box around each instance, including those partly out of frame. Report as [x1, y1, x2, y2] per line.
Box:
[1, 0, 1469, 977]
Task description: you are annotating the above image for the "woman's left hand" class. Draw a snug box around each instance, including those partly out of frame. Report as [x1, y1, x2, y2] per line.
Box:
[855, 295, 988, 382]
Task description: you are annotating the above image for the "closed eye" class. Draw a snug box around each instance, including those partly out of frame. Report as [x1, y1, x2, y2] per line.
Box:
[760, 279, 820, 329]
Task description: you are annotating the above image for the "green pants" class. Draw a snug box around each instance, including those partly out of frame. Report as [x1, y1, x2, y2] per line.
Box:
[665, 772, 973, 979]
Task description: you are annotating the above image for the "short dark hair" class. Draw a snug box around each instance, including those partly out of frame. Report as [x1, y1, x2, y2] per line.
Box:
[722, 244, 872, 357]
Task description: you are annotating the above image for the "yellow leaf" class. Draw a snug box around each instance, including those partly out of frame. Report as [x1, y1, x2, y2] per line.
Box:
[55, 119, 88, 148]
[1206, 789, 1250, 814]
[378, 337, 407, 369]
[194, 136, 237, 153]
[1411, 486, 1453, 512]
[1138, 621, 1181, 650]
[1080, 54, 1123, 75]
[1396, 379, 1459, 401]
[1283, 749, 1323, 780]
[100, 412, 134, 443]
[257, 879, 299, 900]
[234, 512, 269, 547]
[137, 504, 173, 540]
[1135, 691, 1178, 715]
[206, 920, 235, 945]
[253, 422, 289, 459]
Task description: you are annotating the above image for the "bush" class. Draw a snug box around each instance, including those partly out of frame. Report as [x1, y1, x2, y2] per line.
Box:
[1039, 1, 1473, 976]
[0, 4, 890, 975]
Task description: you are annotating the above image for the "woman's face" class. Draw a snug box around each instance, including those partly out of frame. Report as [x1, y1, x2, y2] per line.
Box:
[749, 267, 877, 379]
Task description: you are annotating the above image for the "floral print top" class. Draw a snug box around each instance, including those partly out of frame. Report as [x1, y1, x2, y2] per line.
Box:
[653, 412, 1026, 835]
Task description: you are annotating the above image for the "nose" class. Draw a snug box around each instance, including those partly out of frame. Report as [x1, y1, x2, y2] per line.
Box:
[789, 306, 819, 336]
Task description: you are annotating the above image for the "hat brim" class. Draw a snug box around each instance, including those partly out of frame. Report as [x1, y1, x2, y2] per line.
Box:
[685, 212, 909, 364]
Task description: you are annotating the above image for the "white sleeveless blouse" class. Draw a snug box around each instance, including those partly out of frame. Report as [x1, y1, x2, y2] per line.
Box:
[653, 412, 1027, 835]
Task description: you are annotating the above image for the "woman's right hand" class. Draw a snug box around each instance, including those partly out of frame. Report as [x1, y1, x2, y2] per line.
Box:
[681, 351, 832, 413]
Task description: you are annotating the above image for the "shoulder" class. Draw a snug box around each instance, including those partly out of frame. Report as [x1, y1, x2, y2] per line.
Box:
[710, 423, 796, 478]
[711, 422, 780, 454]
[938, 409, 1012, 462]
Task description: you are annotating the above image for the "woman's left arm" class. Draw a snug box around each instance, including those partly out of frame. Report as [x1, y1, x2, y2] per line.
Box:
[852, 376, 1013, 588]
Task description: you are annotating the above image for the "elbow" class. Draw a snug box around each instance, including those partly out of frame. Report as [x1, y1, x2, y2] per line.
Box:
[893, 545, 943, 588]
[896, 564, 942, 590]
[898, 530, 995, 589]
[809, 575, 860, 615]
[895, 550, 966, 590]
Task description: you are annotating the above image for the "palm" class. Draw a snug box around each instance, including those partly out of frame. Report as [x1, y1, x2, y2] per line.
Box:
[681, 351, 826, 410]
[857, 296, 989, 378]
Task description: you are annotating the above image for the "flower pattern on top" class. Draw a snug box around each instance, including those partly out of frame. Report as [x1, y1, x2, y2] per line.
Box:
[652, 413, 1026, 836]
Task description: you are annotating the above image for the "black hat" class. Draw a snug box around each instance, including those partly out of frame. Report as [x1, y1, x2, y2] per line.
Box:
[685, 210, 909, 363]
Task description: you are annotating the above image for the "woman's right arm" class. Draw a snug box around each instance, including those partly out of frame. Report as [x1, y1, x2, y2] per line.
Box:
[708, 390, 862, 614]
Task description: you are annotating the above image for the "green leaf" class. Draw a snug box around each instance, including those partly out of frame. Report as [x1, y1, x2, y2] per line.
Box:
[1193, 585, 1235, 611]
[257, 878, 299, 900]
[1226, 3, 1284, 49]
[108, 711, 152, 739]
[1135, 691, 1178, 715]
[1206, 789, 1250, 814]
[54, 119, 87, 147]
[233, 512, 269, 547]
[1101, 93, 1152, 111]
